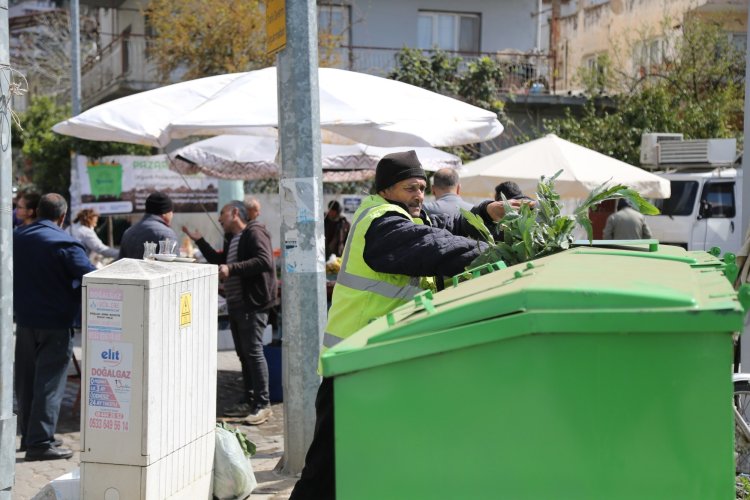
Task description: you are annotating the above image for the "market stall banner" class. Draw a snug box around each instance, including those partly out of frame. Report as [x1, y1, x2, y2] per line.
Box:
[71, 154, 219, 215]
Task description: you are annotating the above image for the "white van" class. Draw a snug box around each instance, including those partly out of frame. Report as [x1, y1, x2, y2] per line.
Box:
[645, 168, 741, 254]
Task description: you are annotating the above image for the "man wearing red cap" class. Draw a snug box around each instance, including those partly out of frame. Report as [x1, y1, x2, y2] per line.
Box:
[290, 150, 527, 499]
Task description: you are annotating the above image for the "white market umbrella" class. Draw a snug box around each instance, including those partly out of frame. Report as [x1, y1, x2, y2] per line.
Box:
[459, 134, 671, 199]
[168, 135, 461, 182]
[53, 67, 503, 148]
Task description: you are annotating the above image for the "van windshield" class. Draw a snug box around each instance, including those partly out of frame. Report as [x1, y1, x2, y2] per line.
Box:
[651, 181, 699, 216]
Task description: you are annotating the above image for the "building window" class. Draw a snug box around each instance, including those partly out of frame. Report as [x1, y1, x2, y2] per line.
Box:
[729, 33, 747, 53]
[417, 11, 480, 53]
[318, 4, 350, 46]
[632, 38, 664, 76]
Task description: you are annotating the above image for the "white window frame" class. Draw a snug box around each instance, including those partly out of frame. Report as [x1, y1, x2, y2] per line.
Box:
[632, 37, 665, 76]
[417, 10, 480, 53]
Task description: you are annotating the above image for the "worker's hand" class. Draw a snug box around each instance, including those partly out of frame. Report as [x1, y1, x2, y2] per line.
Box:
[182, 225, 202, 241]
[486, 199, 535, 221]
[218, 264, 230, 280]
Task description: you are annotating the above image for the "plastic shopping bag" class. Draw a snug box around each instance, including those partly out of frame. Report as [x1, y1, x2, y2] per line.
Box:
[213, 426, 257, 500]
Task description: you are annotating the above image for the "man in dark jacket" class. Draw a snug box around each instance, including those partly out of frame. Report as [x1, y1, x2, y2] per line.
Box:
[118, 191, 178, 259]
[14, 193, 96, 461]
[290, 151, 528, 499]
[182, 198, 277, 424]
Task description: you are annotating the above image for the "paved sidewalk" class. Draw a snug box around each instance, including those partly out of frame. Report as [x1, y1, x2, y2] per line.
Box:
[12, 349, 297, 499]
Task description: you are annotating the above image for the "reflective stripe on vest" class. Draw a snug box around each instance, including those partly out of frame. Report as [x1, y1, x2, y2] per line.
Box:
[335, 270, 422, 301]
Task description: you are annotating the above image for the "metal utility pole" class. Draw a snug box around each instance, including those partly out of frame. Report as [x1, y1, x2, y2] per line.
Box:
[740, 4, 750, 372]
[0, 1, 16, 497]
[275, 0, 325, 474]
[70, 0, 80, 216]
[71, 0, 80, 116]
[742, 4, 750, 245]
[549, 0, 560, 93]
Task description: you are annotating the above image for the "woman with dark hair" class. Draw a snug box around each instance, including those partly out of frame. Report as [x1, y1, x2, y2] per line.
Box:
[68, 208, 119, 261]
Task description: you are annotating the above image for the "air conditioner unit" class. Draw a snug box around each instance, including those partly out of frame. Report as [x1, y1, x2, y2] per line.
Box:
[640, 133, 684, 165]
[658, 138, 736, 166]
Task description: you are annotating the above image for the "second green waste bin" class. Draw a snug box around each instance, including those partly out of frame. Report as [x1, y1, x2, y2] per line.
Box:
[321, 244, 745, 500]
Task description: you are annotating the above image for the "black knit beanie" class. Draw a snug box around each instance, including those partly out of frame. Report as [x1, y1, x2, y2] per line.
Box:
[145, 191, 174, 215]
[374, 150, 426, 192]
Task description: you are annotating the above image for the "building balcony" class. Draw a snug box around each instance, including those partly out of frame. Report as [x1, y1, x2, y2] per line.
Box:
[81, 35, 160, 108]
[81, 39, 554, 109]
[326, 46, 554, 93]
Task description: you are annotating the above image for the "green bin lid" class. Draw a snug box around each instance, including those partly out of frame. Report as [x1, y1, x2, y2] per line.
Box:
[321, 244, 744, 377]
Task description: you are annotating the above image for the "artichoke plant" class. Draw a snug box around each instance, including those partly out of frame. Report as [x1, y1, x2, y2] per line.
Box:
[464, 170, 660, 268]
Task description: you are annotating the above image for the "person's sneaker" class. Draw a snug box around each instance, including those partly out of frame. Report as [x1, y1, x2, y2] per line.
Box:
[25, 445, 73, 462]
[18, 438, 63, 452]
[244, 405, 272, 425]
[224, 402, 253, 417]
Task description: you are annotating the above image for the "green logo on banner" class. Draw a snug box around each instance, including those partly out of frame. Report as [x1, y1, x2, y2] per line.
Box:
[87, 162, 123, 197]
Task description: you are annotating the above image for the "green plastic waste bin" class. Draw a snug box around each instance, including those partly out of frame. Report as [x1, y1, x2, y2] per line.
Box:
[321, 243, 744, 500]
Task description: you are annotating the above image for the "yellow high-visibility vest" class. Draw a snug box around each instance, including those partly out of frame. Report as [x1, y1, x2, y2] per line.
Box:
[323, 195, 428, 351]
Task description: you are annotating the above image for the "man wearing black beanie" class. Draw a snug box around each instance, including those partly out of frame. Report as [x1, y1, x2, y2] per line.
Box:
[290, 151, 532, 500]
[118, 191, 178, 259]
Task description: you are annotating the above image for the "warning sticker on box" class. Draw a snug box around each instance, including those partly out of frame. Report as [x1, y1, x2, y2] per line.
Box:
[87, 288, 123, 341]
[87, 340, 132, 432]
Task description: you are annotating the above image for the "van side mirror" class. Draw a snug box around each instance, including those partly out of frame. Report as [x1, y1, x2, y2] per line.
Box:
[698, 200, 712, 220]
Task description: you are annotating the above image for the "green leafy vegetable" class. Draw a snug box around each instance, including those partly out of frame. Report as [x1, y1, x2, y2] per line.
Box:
[469, 170, 660, 268]
[217, 422, 257, 457]
[460, 207, 494, 245]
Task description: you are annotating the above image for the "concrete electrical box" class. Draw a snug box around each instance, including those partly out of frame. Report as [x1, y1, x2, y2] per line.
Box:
[80, 259, 218, 499]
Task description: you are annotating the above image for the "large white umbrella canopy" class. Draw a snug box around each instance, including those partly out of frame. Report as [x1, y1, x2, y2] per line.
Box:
[53, 67, 503, 148]
[459, 134, 671, 199]
[168, 135, 461, 182]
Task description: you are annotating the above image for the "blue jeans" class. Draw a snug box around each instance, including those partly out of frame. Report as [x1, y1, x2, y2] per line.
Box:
[14, 326, 73, 449]
[228, 308, 270, 408]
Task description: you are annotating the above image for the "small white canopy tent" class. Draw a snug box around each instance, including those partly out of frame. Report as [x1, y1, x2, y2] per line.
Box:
[459, 134, 670, 199]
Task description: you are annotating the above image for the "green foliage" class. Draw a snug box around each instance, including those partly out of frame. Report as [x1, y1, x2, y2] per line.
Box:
[389, 47, 461, 96]
[738, 474, 750, 500]
[459, 56, 505, 115]
[389, 48, 509, 160]
[144, 0, 272, 81]
[14, 96, 151, 195]
[460, 207, 494, 245]
[217, 422, 256, 457]
[469, 171, 659, 268]
[545, 18, 745, 162]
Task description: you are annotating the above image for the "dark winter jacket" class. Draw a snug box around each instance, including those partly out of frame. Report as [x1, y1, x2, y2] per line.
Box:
[363, 199, 493, 278]
[118, 213, 178, 259]
[196, 220, 277, 311]
[14, 220, 96, 328]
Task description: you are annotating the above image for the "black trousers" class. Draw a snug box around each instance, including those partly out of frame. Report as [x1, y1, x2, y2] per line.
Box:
[228, 308, 270, 408]
[15, 326, 73, 449]
[289, 377, 335, 500]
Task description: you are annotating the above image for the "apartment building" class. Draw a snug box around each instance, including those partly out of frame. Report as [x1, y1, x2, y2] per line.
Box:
[545, 0, 747, 94]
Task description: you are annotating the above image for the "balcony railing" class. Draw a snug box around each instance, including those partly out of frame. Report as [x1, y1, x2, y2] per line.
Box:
[81, 35, 159, 107]
[323, 46, 554, 93]
[81, 38, 553, 107]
